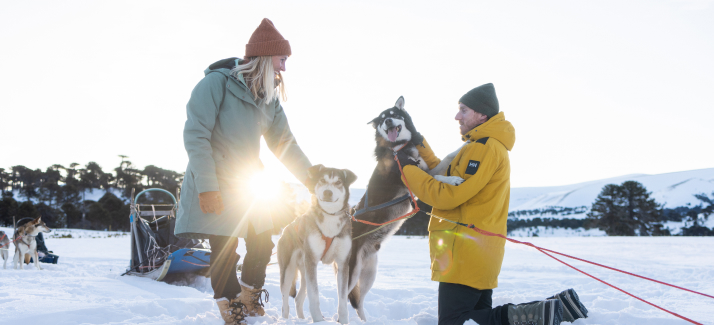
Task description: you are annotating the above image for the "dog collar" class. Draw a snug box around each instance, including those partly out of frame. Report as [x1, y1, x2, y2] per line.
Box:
[392, 143, 407, 152]
[317, 206, 349, 216]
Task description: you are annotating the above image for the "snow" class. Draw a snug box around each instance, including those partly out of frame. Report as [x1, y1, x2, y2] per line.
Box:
[1, 227, 713, 325]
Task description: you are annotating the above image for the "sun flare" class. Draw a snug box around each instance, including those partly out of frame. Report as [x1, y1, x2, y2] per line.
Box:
[249, 171, 281, 201]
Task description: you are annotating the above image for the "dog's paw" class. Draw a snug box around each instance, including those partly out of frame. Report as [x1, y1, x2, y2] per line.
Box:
[434, 175, 465, 186]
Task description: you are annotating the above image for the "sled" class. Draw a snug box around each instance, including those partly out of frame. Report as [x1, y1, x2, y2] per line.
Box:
[123, 188, 210, 281]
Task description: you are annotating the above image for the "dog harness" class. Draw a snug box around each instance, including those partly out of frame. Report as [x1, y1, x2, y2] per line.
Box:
[292, 207, 349, 260]
[352, 189, 411, 218]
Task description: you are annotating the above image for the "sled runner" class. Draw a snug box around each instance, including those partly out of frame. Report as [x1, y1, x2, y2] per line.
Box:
[123, 188, 210, 281]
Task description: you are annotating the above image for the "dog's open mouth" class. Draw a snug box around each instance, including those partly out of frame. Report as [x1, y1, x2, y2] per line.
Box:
[386, 125, 402, 142]
[319, 197, 339, 203]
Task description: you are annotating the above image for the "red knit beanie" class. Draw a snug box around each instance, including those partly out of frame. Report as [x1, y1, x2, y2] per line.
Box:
[245, 18, 291, 57]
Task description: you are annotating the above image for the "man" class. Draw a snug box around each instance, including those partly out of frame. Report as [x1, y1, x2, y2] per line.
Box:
[397, 83, 588, 325]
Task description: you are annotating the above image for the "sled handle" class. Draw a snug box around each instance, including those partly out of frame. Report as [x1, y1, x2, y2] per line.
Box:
[134, 188, 178, 205]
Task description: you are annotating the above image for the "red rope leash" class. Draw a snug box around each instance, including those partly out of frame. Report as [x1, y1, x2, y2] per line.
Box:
[427, 212, 710, 325]
[0, 234, 23, 250]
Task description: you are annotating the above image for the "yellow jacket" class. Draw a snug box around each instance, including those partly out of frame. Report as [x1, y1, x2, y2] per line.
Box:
[401, 112, 515, 289]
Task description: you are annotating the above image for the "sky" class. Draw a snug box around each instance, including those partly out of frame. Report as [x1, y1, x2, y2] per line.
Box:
[1, 0, 713, 189]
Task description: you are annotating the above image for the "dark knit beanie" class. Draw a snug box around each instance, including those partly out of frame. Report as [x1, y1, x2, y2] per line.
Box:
[246, 18, 291, 57]
[459, 83, 499, 118]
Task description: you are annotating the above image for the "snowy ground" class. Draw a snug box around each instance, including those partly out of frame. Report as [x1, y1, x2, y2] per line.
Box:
[1, 227, 713, 325]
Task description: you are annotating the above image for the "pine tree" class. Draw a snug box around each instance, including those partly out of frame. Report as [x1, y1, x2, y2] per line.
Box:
[587, 181, 661, 236]
[682, 192, 714, 236]
[0, 168, 10, 194]
[0, 193, 19, 226]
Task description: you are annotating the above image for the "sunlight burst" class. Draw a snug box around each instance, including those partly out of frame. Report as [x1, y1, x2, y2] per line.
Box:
[249, 171, 281, 201]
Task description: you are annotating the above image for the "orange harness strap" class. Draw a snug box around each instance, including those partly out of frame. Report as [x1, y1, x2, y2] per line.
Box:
[320, 234, 333, 260]
[292, 222, 334, 260]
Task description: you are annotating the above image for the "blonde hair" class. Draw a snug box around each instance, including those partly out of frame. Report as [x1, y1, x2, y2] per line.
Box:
[231, 56, 287, 104]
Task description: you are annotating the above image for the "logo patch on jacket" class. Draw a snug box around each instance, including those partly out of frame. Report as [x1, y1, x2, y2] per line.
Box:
[465, 160, 480, 175]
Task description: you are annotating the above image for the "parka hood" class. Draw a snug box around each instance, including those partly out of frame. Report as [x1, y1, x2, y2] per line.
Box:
[461, 112, 515, 151]
[204, 57, 240, 76]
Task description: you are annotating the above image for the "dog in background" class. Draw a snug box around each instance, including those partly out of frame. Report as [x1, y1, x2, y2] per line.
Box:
[13, 217, 51, 270]
[1, 230, 10, 269]
[348, 96, 464, 321]
[277, 165, 357, 324]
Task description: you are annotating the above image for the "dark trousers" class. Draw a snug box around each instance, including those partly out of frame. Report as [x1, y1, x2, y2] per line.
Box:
[438, 282, 509, 325]
[209, 226, 275, 300]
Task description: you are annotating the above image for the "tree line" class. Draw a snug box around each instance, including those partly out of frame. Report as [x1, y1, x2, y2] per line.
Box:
[0, 158, 183, 231]
[3, 160, 712, 237]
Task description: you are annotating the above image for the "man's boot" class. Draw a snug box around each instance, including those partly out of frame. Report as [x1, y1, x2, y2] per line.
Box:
[238, 282, 269, 317]
[547, 289, 588, 323]
[216, 297, 247, 325]
[507, 299, 563, 325]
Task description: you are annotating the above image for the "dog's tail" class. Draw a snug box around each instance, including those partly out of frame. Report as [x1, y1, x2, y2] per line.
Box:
[289, 271, 297, 298]
[348, 284, 361, 309]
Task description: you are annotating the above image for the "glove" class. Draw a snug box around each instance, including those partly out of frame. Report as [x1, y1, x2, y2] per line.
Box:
[402, 111, 424, 147]
[395, 150, 420, 168]
[198, 191, 224, 215]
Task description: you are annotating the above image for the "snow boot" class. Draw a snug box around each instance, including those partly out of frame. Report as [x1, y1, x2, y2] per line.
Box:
[238, 283, 269, 316]
[507, 299, 562, 325]
[547, 289, 588, 323]
[216, 297, 247, 325]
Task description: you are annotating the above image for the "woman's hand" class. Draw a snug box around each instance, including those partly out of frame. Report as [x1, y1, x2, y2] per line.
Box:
[198, 191, 224, 215]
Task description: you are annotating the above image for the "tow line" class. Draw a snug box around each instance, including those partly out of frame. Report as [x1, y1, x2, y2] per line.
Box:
[425, 211, 712, 324]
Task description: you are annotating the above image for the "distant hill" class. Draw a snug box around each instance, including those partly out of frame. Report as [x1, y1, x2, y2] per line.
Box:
[509, 168, 714, 220]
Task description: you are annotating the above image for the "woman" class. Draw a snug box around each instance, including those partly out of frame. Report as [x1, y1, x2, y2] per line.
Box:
[175, 18, 312, 325]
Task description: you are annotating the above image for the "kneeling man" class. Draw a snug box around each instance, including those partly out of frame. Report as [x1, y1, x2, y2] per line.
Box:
[398, 83, 589, 325]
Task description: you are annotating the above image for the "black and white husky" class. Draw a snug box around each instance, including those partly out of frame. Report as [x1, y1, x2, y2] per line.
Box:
[348, 96, 464, 321]
[13, 217, 51, 270]
[277, 165, 357, 324]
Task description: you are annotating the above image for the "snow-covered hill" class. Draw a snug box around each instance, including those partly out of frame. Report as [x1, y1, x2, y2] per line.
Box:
[509, 168, 714, 218]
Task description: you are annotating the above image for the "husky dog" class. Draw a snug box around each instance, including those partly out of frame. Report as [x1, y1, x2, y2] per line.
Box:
[348, 96, 464, 321]
[1, 230, 10, 269]
[13, 217, 51, 270]
[277, 165, 357, 324]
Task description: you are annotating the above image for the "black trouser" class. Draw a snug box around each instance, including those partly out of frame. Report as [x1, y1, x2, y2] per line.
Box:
[209, 226, 275, 300]
[438, 282, 510, 325]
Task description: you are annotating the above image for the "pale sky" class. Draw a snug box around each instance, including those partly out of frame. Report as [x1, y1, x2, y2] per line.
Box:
[1, 0, 713, 189]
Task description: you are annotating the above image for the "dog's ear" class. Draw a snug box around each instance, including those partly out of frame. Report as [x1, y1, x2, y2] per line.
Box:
[394, 96, 405, 111]
[307, 165, 324, 180]
[342, 169, 357, 187]
[33, 216, 41, 224]
[368, 117, 379, 129]
[306, 165, 324, 194]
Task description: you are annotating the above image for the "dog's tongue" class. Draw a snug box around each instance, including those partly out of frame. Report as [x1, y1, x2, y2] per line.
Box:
[387, 128, 398, 142]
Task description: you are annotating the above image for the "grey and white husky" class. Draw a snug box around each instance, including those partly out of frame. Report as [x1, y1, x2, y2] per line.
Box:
[348, 96, 464, 321]
[277, 165, 357, 324]
[13, 217, 51, 270]
[1, 230, 10, 269]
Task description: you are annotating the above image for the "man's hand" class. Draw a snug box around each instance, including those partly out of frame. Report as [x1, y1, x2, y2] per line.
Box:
[395, 150, 420, 168]
[402, 110, 424, 147]
[198, 191, 224, 215]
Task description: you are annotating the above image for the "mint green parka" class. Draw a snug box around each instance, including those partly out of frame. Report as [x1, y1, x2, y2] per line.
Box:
[175, 58, 311, 239]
